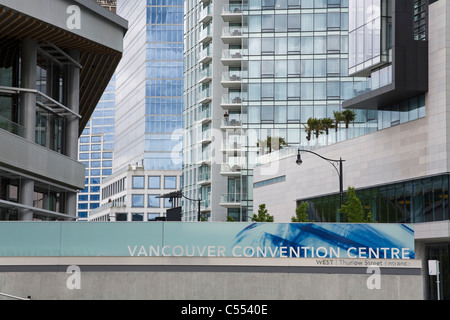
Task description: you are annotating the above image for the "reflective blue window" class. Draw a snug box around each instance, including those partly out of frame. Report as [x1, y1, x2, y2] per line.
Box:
[148, 195, 160, 208]
[132, 194, 145, 208]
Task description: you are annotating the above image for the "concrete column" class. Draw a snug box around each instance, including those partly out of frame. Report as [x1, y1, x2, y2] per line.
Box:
[65, 50, 81, 219]
[19, 178, 34, 221]
[20, 39, 37, 142]
[65, 50, 80, 160]
[19, 39, 37, 221]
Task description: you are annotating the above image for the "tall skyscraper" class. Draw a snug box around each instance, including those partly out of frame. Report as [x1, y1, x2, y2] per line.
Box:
[87, 0, 184, 221]
[183, 0, 379, 222]
[77, 74, 116, 220]
[77, 0, 118, 220]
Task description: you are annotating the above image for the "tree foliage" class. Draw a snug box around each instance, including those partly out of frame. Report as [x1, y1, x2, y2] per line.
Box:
[338, 187, 373, 223]
[291, 202, 313, 222]
[252, 204, 274, 222]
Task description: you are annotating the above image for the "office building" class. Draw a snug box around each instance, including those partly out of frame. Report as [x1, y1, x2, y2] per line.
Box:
[77, 74, 116, 220]
[88, 163, 182, 221]
[87, 0, 184, 221]
[77, 0, 118, 220]
[253, 0, 449, 299]
[0, 0, 127, 220]
[183, 0, 384, 221]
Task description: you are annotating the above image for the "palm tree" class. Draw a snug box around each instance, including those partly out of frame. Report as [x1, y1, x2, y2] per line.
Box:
[309, 118, 323, 139]
[342, 110, 357, 129]
[320, 117, 334, 135]
[333, 111, 344, 132]
[304, 120, 313, 141]
[257, 136, 288, 154]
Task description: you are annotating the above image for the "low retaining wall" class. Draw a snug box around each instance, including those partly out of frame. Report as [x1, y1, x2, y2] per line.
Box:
[0, 257, 423, 300]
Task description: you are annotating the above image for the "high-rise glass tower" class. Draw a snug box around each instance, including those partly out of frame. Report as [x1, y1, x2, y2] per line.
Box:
[77, 0, 118, 220]
[183, 0, 380, 222]
[84, 0, 184, 221]
[77, 75, 116, 220]
[114, 0, 183, 172]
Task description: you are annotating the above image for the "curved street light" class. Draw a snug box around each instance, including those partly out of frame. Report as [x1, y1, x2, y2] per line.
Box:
[296, 149, 345, 207]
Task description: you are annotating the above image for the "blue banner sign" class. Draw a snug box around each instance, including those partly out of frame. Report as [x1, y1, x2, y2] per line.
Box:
[0, 222, 414, 259]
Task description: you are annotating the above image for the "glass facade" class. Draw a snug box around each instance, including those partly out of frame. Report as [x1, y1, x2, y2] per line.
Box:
[145, 0, 184, 171]
[182, 0, 427, 222]
[300, 174, 450, 224]
[77, 75, 116, 219]
[0, 39, 79, 220]
[348, 0, 392, 76]
[240, 0, 382, 221]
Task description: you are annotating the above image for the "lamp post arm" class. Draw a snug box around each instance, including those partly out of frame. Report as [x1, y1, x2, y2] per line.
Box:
[297, 149, 345, 209]
[180, 192, 202, 222]
[298, 149, 344, 178]
[298, 149, 344, 164]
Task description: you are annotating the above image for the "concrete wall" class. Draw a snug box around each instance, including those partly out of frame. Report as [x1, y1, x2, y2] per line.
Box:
[0, 257, 423, 300]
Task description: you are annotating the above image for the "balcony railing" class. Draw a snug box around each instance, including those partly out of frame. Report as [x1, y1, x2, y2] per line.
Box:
[199, 3, 213, 23]
[221, 117, 242, 128]
[199, 44, 213, 64]
[222, 49, 244, 60]
[0, 115, 25, 137]
[221, 93, 242, 106]
[222, 71, 242, 82]
[198, 87, 212, 104]
[199, 106, 211, 122]
[199, 66, 212, 83]
[200, 199, 211, 211]
[220, 193, 246, 203]
[199, 25, 213, 43]
[198, 171, 211, 183]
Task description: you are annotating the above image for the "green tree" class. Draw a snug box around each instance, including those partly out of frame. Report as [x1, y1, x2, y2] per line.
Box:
[291, 202, 313, 222]
[342, 110, 357, 129]
[257, 136, 288, 154]
[320, 117, 335, 136]
[303, 120, 313, 141]
[305, 117, 323, 139]
[333, 111, 344, 132]
[252, 204, 274, 222]
[338, 187, 373, 223]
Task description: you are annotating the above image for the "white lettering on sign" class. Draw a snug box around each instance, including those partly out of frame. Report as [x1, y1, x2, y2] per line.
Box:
[127, 245, 412, 259]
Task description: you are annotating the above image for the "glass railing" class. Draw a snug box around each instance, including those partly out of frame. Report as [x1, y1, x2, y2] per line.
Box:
[221, 117, 242, 127]
[220, 193, 247, 203]
[199, 66, 212, 80]
[199, 106, 211, 121]
[351, 65, 393, 99]
[201, 129, 211, 141]
[222, 49, 245, 59]
[221, 93, 242, 105]
[222, 71, 242, 82]
[199, 45, 213, 62]
[199, 25, 213, 42]
[198, 171, 211, 182]
[198, 87, 212, 102]
[222, 4, 245, 14]
[199, 3, 212, 21]
[222, 26, 243, 37]
[200, 199, 211, 210]
[221, 162, 244, 173]
[0, 115, 25, 138]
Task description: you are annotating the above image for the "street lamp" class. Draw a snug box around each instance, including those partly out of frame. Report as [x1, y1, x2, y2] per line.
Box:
[296, 149, 345, 207]
[158, 190, 202, 222]
[181, 193, 202, 222]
